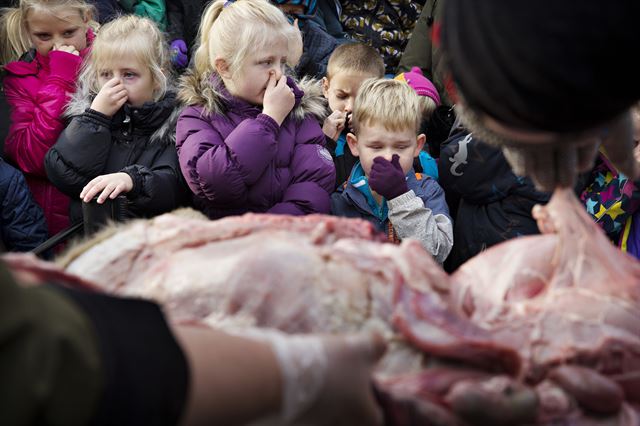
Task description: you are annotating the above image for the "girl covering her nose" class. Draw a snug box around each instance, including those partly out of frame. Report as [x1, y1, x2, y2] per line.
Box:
[45, 15, 188, 224]
[2, 0, 96, 237]
[176, 0, 335, 219]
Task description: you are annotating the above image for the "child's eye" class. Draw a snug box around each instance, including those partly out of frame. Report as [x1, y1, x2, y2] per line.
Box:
[99, 71, 112, 78]
[63, 29, 77, 37]
[124, 72, 137, 78]
[261, 60, 272, 65]
[36, 34, 51, 41]
[336, 94, 348, 100]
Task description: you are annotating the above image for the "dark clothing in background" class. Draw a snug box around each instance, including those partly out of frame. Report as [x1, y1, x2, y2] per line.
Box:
[397, 0, 454, 105]
[442, 0, 640, 133]
[438, 131, 550, 270]
[0, 158, 48, 251]
[0, 261, 189, 425]
[340, 0, 426, 74]
[166, 0, 208, 52]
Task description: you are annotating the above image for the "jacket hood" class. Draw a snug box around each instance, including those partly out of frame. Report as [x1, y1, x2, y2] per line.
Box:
[178, 70, 327, 122]
[65, 83, 181, 146]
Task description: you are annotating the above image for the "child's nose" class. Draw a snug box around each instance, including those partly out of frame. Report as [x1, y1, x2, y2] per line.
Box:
[344, 100, 353, 113]
[271, 65, 283, 81]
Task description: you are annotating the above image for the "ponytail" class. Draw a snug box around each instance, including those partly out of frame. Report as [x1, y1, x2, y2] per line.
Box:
[0, 7, 29, 66]
[193, 0, 225, 80]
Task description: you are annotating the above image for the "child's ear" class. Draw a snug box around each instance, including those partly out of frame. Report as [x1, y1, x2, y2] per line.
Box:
[322, 77, 330, 98]
[214, 58, 231, 79]
[414, 133, 427, 156]
[346, 132, 360, 157]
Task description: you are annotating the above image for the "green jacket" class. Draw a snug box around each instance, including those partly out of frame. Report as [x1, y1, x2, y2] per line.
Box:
[397, 0, 453, 106]
[119, 0, 168, 30]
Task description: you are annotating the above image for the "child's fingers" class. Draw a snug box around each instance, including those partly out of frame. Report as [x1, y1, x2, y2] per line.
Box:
[81, 181, 103, 203]
[266, 72, 277, 90]
[96, 182, 118, 204]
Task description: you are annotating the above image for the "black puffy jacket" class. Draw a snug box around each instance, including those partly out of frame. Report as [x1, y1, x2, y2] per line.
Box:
[45, 91, 189, 224]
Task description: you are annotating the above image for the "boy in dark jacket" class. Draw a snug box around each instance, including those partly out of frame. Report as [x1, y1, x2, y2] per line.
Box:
[321, 42, 385, 188]
[438, 130, 550, 270]
[331, 78, 453, 264]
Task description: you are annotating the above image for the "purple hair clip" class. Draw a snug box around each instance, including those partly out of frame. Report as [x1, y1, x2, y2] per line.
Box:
[223, 0, 235, 7]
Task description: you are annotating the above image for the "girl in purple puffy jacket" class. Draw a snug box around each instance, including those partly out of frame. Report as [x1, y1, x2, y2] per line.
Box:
[176, 0, 335, 219]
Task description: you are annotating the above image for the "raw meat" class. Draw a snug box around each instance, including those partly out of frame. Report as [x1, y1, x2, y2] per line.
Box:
[3, 190, 639, 425]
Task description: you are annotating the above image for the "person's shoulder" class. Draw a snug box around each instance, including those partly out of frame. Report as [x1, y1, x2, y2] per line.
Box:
[410, 172, 445, 197]
[3, 49, 39, 77]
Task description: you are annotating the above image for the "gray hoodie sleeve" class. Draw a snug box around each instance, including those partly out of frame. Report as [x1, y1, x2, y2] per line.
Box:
[387, 190, 454, 264]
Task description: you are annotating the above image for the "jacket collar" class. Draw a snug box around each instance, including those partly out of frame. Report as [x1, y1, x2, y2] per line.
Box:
[212, 74, 304, 117]
[4, 27, 94, 76]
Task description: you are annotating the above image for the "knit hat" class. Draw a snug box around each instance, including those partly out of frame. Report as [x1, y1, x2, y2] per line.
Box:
[442, 0, 640, 133]
[395, 67, 441, 106]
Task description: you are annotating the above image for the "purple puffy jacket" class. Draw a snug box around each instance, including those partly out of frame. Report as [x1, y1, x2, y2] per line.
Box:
[176, 74, 335, 219]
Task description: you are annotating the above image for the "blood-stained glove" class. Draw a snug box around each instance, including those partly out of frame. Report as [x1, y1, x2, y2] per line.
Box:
[368, 154, 409, 200]
[170, 39, 188, 69]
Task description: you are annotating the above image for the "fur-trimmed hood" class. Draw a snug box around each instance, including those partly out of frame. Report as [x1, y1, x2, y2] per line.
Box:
[65, 82, 182, 146]
[178, 70, 328, 122]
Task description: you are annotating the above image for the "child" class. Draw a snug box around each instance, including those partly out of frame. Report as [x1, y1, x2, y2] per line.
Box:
[331, 78, 453, 264]
[176, 0, 335, 219]
[395, 65, 441, 180]
[321, 42, 384, 188]
[2, 0, 95, 237]
[45, 15, 188, 224]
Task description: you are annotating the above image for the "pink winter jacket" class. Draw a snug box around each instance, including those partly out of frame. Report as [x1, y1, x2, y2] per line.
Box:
[3, 35, 92, 237]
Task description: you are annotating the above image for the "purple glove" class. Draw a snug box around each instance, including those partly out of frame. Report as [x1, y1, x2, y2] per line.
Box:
[170, 39, 188, 69]
[368, 154, 409, 200]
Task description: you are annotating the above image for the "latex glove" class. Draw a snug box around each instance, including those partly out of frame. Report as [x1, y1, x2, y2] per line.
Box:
[368, 154, 409, 200]
[237, 329, 385, 425]
[170, 39, 188, 69]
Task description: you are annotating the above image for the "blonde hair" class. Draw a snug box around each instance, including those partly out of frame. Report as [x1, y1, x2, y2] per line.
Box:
[0, 8, 29, 65]
[352, 78, 422, 135]
[326, 42, 385, 80]
[419, 96, 438, 121]
[0, 0, 95, 65]
[78, 15, 169, 100]
[192, 0, 301, 81]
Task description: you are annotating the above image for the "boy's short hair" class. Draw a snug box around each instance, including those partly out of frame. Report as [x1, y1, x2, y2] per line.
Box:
[326, 42, 385, 80]
[352, 78, 422, 135]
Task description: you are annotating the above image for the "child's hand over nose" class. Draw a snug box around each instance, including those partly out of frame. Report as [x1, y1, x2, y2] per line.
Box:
[368, 154, 409, 200]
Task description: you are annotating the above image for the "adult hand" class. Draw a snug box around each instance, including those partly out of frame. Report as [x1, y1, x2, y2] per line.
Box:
[80, 172, 133, 204]
[297, 333, 386, 426]
[322, 110, 347, 141]
[368, 154, 409, 200]
[90, 77, 128, 117]
[262, 72, 295, 126]
[53, 44, 79, 56]
[170, 39, 188, 69]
